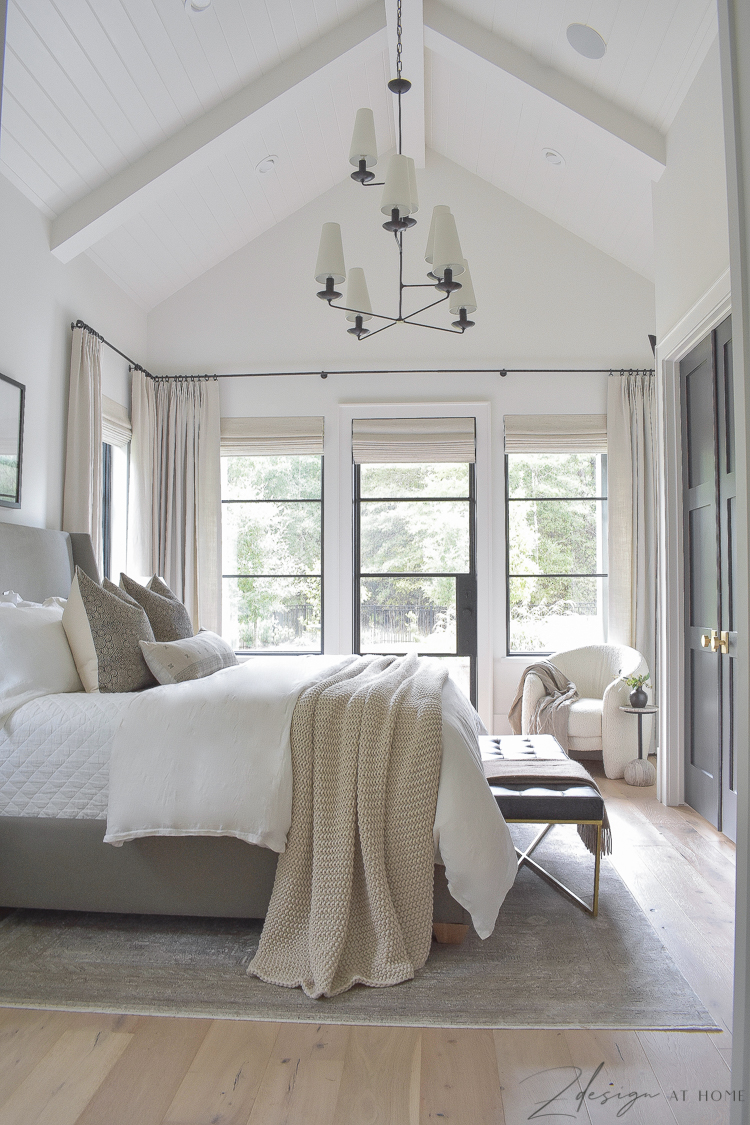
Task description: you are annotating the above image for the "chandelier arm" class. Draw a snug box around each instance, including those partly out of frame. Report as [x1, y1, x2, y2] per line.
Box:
[401, 283, 440, 288]
[356, 319, 400, 341]
[328, 302, 398, 324]
[401, 319, 466, 335]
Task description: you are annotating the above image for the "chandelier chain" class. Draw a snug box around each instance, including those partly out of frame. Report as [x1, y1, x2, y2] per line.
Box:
[396, 0, 403, 78]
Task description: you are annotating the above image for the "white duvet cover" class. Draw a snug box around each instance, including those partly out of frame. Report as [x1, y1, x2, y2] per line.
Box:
[1, 656, 517, 937]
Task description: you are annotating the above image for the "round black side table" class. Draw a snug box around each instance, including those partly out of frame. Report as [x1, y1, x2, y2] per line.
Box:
[619, 705, 658, 786]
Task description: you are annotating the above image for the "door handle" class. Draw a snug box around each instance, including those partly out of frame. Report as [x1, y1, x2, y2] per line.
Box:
[701, 631, 713, 648]
[711, 630, 729, 654]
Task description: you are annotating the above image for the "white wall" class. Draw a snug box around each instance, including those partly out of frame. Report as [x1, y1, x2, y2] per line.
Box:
[0, 175, 146, 530]
[146, 153, 655, 729]
[652, 38, 730, 341]
[147, 151, 655, 374]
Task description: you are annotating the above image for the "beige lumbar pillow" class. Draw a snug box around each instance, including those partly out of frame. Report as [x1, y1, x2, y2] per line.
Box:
[140, 630, 238, 686]
[119, 573, 193, 642]
[62, 568, 157, 693]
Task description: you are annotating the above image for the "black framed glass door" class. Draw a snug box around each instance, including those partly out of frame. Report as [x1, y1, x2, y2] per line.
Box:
[353, 461, 477, 704]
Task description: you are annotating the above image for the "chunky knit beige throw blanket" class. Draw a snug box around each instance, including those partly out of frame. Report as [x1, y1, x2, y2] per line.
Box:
[507, 660, 579, 751]
[247, 653, 448, 999]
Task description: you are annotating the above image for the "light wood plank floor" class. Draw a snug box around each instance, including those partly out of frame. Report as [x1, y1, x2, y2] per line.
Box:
[0, 769, 736, 1125]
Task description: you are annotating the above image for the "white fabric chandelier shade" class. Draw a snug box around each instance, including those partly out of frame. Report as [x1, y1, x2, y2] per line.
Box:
[381, 154, 416, 217]
[349, 108, 378, 168]
[345, 268, 373, 322]
[449, 260, 477, 314]
[315, 222, 346, 284]
[407, 157, 419, 215]
[431, 210, 465, 278]
[424, 205, 451, 266]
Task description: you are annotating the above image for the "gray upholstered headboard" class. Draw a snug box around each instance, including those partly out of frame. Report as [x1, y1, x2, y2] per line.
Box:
[0, 524, 100, 602]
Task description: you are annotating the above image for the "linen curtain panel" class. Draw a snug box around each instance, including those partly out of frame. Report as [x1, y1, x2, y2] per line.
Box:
[128, 371, 221, 633]
[607, 374, 659, 689]
[62, 326, 102, 567]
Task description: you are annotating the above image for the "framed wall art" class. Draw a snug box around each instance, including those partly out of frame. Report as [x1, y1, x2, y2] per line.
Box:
[0, 372, 25, 508]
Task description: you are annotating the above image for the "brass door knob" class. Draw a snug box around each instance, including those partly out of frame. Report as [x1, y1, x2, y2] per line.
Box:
[701, 631, 713, 649]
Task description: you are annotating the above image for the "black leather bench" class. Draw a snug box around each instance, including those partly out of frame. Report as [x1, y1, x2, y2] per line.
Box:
[479, 734, 606, 916]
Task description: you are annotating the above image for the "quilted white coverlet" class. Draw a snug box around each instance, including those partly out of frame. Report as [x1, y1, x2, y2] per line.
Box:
[0, 692, 130, 818]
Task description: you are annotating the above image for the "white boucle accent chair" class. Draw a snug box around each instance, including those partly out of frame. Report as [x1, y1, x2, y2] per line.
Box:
[520, 645, 652, 779]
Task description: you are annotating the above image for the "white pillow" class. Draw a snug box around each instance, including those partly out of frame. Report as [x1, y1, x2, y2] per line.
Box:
[140, 630, 238, 685]
[0, 603, 83, 723]
[61, 573, 100, 692]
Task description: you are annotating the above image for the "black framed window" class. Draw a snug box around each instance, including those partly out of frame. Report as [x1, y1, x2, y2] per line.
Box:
[354, 461, 477, 703]
[221, 455, 323, 653]
[100, 441, 129, 580]
[506, 452, 608, 655]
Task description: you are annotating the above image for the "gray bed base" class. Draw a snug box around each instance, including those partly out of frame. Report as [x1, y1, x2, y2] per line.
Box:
[0, 816, 464, 922]
[0, 522, 468, 925]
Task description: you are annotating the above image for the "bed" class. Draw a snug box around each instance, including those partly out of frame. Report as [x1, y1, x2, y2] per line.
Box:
[0, 522, 516, 937]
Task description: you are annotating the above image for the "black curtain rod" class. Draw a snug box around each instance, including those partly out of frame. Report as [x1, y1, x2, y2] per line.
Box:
[72, 322, 653, 380]
[71, 320, 156, 380]
[205, 367, 654, 379]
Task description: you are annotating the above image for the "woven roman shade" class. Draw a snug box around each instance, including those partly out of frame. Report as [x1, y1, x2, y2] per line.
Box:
[352, 417, 476, 463]
[220, 417, 324, 456]
[504, 414, 607, 454]
[101, 395, 131, 448]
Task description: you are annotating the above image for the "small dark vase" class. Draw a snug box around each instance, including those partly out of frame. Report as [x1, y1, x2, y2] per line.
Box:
[629, 687, 648, 708]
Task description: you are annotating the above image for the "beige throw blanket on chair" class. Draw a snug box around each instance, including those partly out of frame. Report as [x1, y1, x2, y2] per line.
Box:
[248, 653, 448, 999]
[507, 660, 578, 751]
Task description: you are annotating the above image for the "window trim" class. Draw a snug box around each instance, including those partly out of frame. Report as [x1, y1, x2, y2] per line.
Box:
[505, 451, 608, 657]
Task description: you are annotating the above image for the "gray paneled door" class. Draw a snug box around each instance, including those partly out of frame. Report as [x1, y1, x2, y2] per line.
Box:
[680, 315, 737, 840]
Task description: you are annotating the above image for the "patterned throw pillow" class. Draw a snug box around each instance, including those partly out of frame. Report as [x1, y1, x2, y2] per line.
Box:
[119, 573, 193, 642]
[103, 577, 139, 605]
[62, 568, 156, 693]
[139, 630, 238, 685]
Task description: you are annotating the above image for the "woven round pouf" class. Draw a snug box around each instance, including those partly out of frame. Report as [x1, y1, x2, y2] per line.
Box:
[624, 757, 656, 786]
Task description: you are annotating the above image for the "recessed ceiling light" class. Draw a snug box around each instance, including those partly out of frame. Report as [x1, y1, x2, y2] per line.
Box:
[255, 155, 278, 175]
[566, 23, 607, 59]
[543, 148, 565, 166]
[184, 0, 211, 12]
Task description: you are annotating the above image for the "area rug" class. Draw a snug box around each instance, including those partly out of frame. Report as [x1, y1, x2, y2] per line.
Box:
[0, 829, 716, 1030]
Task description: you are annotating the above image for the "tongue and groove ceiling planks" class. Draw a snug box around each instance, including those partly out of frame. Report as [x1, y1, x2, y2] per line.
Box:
[0, 0, 717, 309]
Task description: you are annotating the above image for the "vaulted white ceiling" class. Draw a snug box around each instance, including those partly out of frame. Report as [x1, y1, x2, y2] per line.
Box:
[0, 0, 717, 310]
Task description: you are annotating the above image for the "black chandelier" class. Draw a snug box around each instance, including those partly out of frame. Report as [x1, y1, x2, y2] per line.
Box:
[313, 0, 476, 341]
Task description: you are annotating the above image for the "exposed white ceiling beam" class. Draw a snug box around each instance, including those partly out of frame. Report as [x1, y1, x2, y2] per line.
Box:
[385, 0, 425, 167]
[423, 0, 666, 180]
[50, 2, 387, 263]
